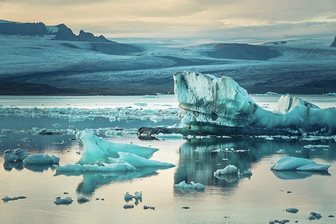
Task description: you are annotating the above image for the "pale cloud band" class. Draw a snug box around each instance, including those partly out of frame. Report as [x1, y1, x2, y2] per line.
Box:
[0, 0, 335, 38]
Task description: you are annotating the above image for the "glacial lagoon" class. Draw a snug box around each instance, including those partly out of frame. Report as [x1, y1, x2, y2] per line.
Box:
[0, 95, 335, 224]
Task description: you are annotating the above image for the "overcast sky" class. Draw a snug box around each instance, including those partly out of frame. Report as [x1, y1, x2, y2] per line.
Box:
[1, 0, 335, 38]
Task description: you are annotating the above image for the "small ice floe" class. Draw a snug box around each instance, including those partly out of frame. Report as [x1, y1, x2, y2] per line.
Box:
[77, 196, 90, 204]
[134, 191, 142, 201]
[174, 181, 205, 192]
[3, 148, 28, 163]
[269, 219, 290, 224]
[54, 197, 73, 205]
[123, 204, 134, 209]
[143, 205, 155, 210]
[303, 144, 330, 149]
[2, 196, 26, 203]
[309, 212, 322, 220]
[286, 208, 299, 213]
[52, 123, 60, 128]
[214, 165, 252, 182]
[214, 165, 239, 177]
[23, 154, 60, 165]
[124, 192, 134, 202]
[271, 157, 331, 172]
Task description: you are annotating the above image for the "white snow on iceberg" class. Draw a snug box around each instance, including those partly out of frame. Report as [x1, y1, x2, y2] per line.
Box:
[174, 72, 336, 135]
[271, 157, 331, 171]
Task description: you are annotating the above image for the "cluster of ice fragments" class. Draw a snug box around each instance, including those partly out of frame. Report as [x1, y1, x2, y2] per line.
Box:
[56, 129, 174, 173]
[0, 106, 179, 123]
[214, 165, 252, 180]
[271, 157, 331, 172]
[174, 181, 205, 192]
[3, 148, 59, 167]
[174, 72, 336, 135]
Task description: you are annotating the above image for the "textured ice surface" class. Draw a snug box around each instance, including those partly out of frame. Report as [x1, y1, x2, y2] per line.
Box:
[57, 129, 174, 174]
[54, 196, 73, 205]
[3, 148, 28, 162]
[271, 157, 331, 171]
[56, 162, 136, 173]
[214, 165, 239, 176]
[174, 72, 336, 135]
[76, 129, 158, 164]
[23, 154, 59, 165]
[174, 181, 205, 192]
[118, 152, 174, 168]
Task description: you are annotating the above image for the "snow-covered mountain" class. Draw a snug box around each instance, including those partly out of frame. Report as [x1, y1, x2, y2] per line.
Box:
[0, 20, 335, 95]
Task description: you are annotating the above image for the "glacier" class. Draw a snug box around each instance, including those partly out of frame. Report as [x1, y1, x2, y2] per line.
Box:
[174, 72, 336, 136]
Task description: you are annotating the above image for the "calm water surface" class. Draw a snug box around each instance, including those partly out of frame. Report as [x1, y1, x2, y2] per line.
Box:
[0, 95, 335, 224]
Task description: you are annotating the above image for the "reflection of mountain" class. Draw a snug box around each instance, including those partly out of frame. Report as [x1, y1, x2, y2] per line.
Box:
[174, 138, 336, 188]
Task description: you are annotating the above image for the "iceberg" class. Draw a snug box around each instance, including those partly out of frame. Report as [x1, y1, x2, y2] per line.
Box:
[173, 72, 336, 135]
[56, 129, 174, 180]
[271, 157, 331, 171]
[76, 129, 158, 164]
[174, 181, 205, 192]
[3, 148, 28, 163]
[54, 196, 73, 205]
[214, 165, 239, 177]
[23, 154, 60, 165]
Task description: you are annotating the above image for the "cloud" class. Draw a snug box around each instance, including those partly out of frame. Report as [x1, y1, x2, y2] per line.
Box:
[0, 0, 335, 38]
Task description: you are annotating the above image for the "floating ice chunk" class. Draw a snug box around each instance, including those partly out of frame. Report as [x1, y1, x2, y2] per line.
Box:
[3, 148, 28, 162]
[286, 208, 299, 213]
[2, 195, 26, 203]
[174, 181, 205, 192]
[123, 204, 134, 209]
[240, 168, 253, 177]
[54, 197, 73, 205]
[134, 191, 142, 201]
[309, 212, 322, 220]
[77, 196, 90, 204]
[56, 162, 136, 173]
[76, 129, 158, 164]
[118, 152, 174, 168]
[124, 192, 134, 202]
[271, 157, 331, 171]
[214, 165, 239, 176]
[23, 154, 59, 165]
[174, 72, 336, 135]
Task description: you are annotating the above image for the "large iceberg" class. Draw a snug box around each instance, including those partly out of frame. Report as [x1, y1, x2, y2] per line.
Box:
[173, 72, 336, 135]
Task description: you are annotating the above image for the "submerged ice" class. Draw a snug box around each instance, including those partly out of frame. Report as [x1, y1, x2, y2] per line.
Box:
[174, 72, 336, 135]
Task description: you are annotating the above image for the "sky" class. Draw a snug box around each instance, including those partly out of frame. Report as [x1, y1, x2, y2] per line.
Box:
[0, 0, 335, 38]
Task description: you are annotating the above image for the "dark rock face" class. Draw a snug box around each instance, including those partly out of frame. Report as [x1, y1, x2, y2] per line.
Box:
[331, 36, 336, 47]
[53, 25, 110, 42]
[0, 21, 48, 36]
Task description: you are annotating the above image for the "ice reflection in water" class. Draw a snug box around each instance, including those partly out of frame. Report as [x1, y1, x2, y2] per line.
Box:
[174, 137, 335, 189]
